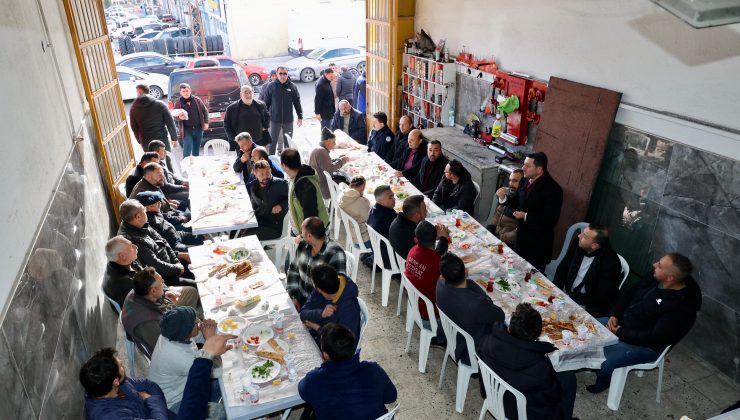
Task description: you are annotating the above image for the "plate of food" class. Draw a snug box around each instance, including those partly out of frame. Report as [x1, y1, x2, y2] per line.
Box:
[541, 316, 577, 341]
[450, 231, 466, 240]
[493, 278, 520, 294]
[395, 190, 409, 200]
[525, 297, 550, 308]
[244, 272, 274, 291]
[247, 360, 281, 384]
[212, 244, 231, 255]
[243, 324, 274, 347]
[226, 247, 251, 263]
[460, 254, 478, 265]
[218, 316, 247, 334]
[256, 338, 289, 364]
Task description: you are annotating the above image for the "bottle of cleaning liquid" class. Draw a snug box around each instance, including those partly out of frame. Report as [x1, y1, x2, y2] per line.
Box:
[492, 114, 503, 138]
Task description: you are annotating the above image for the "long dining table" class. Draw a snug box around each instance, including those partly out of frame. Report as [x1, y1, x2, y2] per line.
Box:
[188, 235, 322, 419]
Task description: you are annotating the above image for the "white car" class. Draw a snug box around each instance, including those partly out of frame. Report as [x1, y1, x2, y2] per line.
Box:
[116, 66, 169, 100]
[133, 30, 161, 42]
[285, 46, 366, 83]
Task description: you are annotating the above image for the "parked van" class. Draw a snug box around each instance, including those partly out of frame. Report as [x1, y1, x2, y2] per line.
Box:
[168, 66, 248, 139]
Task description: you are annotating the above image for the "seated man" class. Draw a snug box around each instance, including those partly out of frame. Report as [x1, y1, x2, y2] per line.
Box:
[389, 195, 448, 259]
[246, 145, 283, 185]
[432, 159, 477, 215]
[367, 185, 397, 267]
[587, 253, 702, 394]
[233, 132, 255, 183]
[102, 235, 142, 309]
[117, 199, 192, 286]
[130, 162, 190, 228]
[366, 111, 394, 158]
[308, 129, 350, 200]
[487, 169, 523, 246]
[338, 176, 371, 263]
[391, 129, 426, 182]
[125, 151, 160, 197]
[148, 307, 221, 414]
[300, 263, 361, 343]
[247, 160, 289, 240]
[148, 140, 189, 203]
[436, 252, 505, 365]
[383, 115, 411, 165]
[476, 303, 576, 420]
[287, 217, 347, 309]
[553, 223, 622, 318]
[80, 347, 169, 419]
[298, 323, 397, 420]
[413, 140, 448, 198]
[121, 267, 201, 359]
[281, 148, 330, 233]
[405, 221, 448, 345]
[330, 99, 367, 143]
[136, 191, 202, 252]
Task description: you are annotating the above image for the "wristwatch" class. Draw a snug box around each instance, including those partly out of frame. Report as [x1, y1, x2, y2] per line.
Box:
[196, 349, 214, 360]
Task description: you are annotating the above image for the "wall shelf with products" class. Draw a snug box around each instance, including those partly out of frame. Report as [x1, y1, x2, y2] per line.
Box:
[401, 53, 456, 129]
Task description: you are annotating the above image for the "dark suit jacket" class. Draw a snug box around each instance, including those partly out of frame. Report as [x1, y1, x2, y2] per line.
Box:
[413, 155, 448, 198]
[330, 108, 367, 143]
[391, 141, 427, 181]
[553, 241, 622, 318]
[506, 172, 563, 271]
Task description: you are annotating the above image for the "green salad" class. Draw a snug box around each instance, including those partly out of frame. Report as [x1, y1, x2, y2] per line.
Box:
[496, 278, 512, 292]
[251, 360, 275, 379]
[229, 249, 249, 261]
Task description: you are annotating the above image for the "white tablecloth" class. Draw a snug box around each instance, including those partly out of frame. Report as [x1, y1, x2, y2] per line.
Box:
[189, 235, 322, 419]
[180, 155, 259, 235]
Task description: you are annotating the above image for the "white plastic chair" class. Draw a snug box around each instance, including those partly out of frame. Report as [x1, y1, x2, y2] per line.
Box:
[472, 180, 481, 209]
[617, 254, 630, 290]
[607, 345, 672, 411]
[271, 235, 297, 272]
[268, 155, 281, 169]
[344, 251, 356, 282]
[477, 357, 528, 420]
[375, 404, 400, 420]
[285, 133, 299, 150]
[260, 212, 290, 249]
[366, 226, 402, 307]
[402, 274, 438, 373]
[322, 170, 343, 241]
[357, 297, 370, 348]
[395, 254, 406, 316]
[203, 139, 230, 156]
[544, 222, 588, 279]
[337, 207, 372, 281]
[437, 309, 479, 413]
[100, 278, 138, 376]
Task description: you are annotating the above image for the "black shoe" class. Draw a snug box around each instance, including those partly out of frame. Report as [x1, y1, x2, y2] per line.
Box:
[430, 337, 447, 350]
[586, 375, 611, 394]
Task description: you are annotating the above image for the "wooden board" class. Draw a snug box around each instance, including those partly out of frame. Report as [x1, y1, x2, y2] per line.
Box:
[533, 77, 622, 258]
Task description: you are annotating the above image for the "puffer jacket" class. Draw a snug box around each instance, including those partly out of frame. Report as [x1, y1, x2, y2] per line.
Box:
[129, 94, 178, 150]
[117, 220, 182, 279]
[263, 78, 303, 123]
[335, 71, 357, 103]
[432, 168, 477, 214]
[338, 188, 371, 242]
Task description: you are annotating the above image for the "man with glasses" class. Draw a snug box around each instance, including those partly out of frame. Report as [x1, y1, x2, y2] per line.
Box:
[263, 66, 303, 155]
[553, 223, 622, 318]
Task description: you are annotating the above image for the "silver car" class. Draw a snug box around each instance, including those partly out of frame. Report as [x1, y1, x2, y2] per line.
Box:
[285, 46, 366, 83]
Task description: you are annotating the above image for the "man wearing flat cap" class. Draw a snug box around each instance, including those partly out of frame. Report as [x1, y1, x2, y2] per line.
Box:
[148, 307, 222, 414]
[135, 191, 202, 252]
[308, 128, 350, 200]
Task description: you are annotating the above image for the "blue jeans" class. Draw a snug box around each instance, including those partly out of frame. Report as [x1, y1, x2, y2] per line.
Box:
[320, 119, 332, 130]
[596, 317, 660, 377]
[182, 128, 204, 157]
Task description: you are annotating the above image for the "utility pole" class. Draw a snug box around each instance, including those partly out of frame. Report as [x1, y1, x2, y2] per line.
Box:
[188, 0, 207, 57]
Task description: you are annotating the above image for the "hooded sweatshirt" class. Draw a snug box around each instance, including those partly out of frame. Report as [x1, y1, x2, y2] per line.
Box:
[84, 377, 169, 420]
[476, 328, 563, 420]
[299, 274, 361, 342]
[129, 95, 178, 150]
[338, 188, 371, 242]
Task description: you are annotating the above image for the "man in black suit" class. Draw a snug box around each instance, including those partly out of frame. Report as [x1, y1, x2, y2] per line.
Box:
[553, 223, 622, 318]
[413, 140, 448, 198]
[499, 152, 563, 272]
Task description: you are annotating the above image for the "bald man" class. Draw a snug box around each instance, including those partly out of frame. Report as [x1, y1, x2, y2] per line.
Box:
[384, 115, 412, 164]
[392, 129, 427, 181]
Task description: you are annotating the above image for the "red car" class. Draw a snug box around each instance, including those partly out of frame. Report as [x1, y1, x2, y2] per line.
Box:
[186, 55, 269, 86]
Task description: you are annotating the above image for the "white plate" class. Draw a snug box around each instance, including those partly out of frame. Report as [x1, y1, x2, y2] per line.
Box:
[244, 272, 276, 291]
[242, 324, 275, 347]
[493, 278, 521, 294]
[225, 247, 251, 263]
[247, 360, 281, 384]
[256, 337, 290, 356]
[217, 316, 247, 334]
[450, 231, 466, 240]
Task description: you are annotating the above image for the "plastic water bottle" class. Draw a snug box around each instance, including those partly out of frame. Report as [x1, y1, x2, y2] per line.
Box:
[249, 384, 260, 403]
[448, 108, 455, 126]
[288, 368, 298, 383]
[506, 257, 516, 280]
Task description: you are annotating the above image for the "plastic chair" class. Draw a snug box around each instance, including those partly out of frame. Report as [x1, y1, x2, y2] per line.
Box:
[203, 139, 230, 156]
[100, 279, 138, 376]
[472, 180, 481, 209]
[617, 254, 630, 290]
[268, 155, 281, 169]
[260, 212, 290, 249]
[357, 297, 370, 348]
[395, 254, 406, 316]
[285, 133, 299, 150]
[271, 235, 297, 272]
[402, 274, 438, 373]
[607, 345, 672, 411]
[337, 207, 372, 281]
[437, 309, 479, 413]
[366, 226, 402, 307]
[477, 357, 528, 420]
[344, 251, 356, 282]
[544, 222, 588, 279]
[375, 404, 400, 420]
[322, 170, 343, 241]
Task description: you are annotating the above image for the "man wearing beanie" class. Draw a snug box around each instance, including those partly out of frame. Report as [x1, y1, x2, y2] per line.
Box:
[308, 128, 350, 200]
[148, 306, 223, 415]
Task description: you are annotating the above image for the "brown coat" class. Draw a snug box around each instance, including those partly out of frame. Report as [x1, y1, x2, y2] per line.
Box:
[491, 205, 518, 246]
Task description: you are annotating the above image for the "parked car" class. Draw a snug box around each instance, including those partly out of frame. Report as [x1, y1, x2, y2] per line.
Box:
[159, 14, 178, 25]
[185, 55, 268, 86]
[150, 27, 192, 40]
[132, 23, 164, 36]
[116, 66, 169, 100]
[133, 30, 161, 42]
[285, 46, 366, 83]
[167, 66, 249, 139]
[115, 52, 187, 76]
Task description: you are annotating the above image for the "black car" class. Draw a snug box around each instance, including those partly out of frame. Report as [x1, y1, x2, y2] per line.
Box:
[115, 52, 187, 76]
[168, 66, 249, 139]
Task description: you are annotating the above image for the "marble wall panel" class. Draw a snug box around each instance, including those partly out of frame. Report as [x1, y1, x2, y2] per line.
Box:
[663, 143, 740, 239]
[0, 330, 36, 418]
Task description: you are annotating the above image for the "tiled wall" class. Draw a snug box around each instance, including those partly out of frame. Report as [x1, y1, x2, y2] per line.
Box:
[0, 133, 117, 418]
[587, 123, 740, 383]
